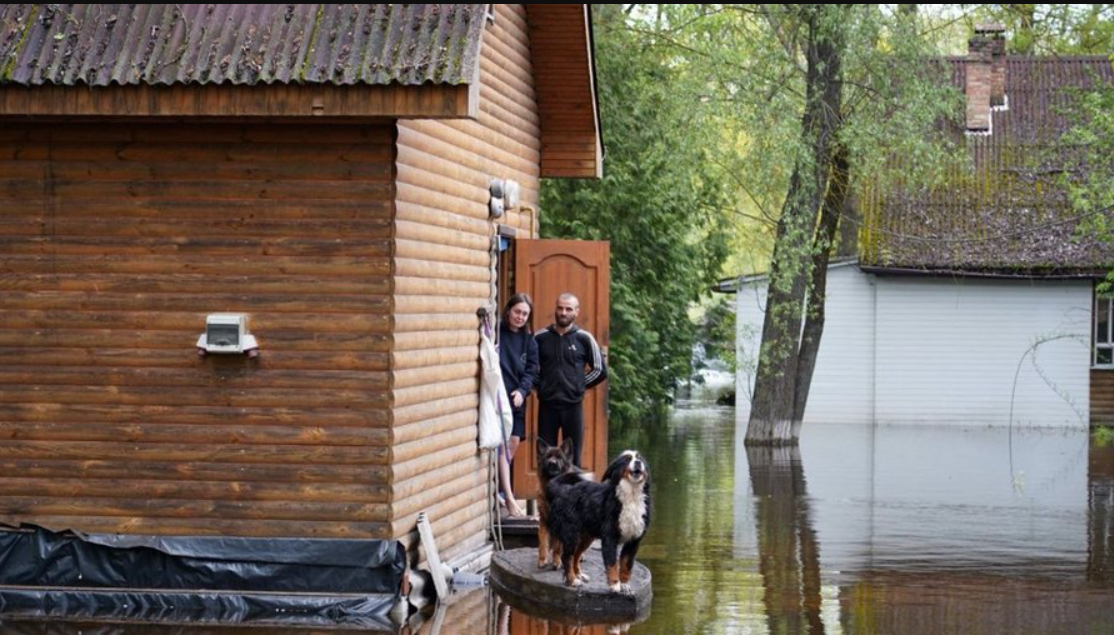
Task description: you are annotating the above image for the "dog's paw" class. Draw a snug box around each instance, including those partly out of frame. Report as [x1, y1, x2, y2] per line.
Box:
[569, 577, 585, 588]
[608, 582, 622, 593]
[577, 571, 591, 583]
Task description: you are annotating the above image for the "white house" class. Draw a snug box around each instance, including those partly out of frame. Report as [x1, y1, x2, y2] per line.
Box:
[730, 261, 1091, 428]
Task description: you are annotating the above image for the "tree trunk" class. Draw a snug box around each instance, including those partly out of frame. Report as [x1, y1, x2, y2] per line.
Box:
[746, 5, 845, 446]
[793, 144, 849, 423]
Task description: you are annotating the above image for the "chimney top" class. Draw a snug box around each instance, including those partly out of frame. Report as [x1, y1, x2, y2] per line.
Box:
[974, 23, 1006, 36]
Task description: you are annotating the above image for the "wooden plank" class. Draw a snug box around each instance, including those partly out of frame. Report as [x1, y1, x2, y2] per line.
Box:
[394, 362, 478, 389]
[392, 314, 479, 333]
[393, 296, 487, 315]
[391, 346, 476, 371]
[0, 422, 389, 447]
[0, 386, 389, 409]
[417, 512, 449, 599]
[391, 457, 476, 502]
[0, 329, 391, 352]
[0, 348, 390, 371]
[0, 292, 389, 314]
[0, 440, 389, 465]
[394, 464, 486, 519]
[46, 142, 397, 166]
[392, 394, 479, 427]
[0, 311, 390, 333]
[392, 426, 479, 464]
[0, 403, 388, 427]
[0, 458, 389, 484]
[393, 379, 477, 408]
[395, 199, 492, 236]
[392, 444, 479, 484]
[0, 477, 388, 503]
[393, 412, 477, 446]
[394, 219, 488, 250]
[393, 258, 489, 283]
[396, 126, 536, 181]
[7, 159, 394, 183]
[0, 497, 388, 522]
[0, 274, 390, 296]
[393, 490, 486, 539]
[0, 178, 394, 201]
[0, 199, 394, 221]
[0, 218, 393, 239]
[394, 238, 488, 267]
[398, 122, 540, 183]
[0, 255, 393, 277]
[0, 236, 393, 257]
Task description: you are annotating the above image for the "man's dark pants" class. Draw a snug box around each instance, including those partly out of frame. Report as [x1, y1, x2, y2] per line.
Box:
[538, 401, 585, 467]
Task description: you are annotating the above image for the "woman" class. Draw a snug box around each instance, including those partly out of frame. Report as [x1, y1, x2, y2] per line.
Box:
[498, 293, 539, 517]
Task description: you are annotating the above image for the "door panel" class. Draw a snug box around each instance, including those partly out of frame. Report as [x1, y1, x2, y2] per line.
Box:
[513, 239, 610, 498]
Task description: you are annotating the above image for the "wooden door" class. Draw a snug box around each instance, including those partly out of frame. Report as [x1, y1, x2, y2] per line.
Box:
[512, 239, 610, 498]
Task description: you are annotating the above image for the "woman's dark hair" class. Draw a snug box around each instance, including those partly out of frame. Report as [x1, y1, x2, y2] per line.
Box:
[503, 292, 534, 329]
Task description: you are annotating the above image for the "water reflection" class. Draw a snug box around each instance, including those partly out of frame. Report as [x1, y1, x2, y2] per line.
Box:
[746, 445, 825, 634]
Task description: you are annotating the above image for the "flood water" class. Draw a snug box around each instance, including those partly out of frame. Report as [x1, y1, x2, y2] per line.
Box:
[486, 385, 1114, 635]
[5, 385, 1114, 634]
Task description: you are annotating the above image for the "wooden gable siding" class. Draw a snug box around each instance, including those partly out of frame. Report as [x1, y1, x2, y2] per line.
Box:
[0, 121, 395, 538]
[527, 4, 601, 178]
[392, 4, 541, 562]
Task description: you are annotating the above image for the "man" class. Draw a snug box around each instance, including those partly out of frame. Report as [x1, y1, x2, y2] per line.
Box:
[535, 292, 607, 467]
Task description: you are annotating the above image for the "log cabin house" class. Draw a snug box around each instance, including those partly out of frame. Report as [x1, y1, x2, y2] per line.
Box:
[0, 2, 602, 607]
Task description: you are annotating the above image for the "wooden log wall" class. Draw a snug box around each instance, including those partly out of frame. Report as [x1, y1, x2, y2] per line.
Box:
[1092, 370, 1114, 427]
[0, 121, 396, 538]
[392, 3, 541, 563]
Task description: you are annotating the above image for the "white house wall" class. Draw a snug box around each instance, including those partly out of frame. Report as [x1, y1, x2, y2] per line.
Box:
[873, 277, 1090, 427]
[734, 267, 1091, 428]
[735, 264, 876, 425]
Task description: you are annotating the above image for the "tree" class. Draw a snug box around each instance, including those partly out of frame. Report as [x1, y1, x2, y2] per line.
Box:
[540, 5, 735, 426]
[964, 4, 1114, 54]
[628, 5, 961, 444]
[747, 5, 846, 444]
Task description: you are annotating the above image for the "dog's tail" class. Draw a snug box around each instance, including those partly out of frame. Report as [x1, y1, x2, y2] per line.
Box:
[552, 469, 594, 486]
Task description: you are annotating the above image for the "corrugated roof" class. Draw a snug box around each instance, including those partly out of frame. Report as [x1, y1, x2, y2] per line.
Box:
[0, 4, 487, 87]
[860, 55, 1114, 276]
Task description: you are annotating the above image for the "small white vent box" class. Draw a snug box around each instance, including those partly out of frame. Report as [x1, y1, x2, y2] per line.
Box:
[197, 314, 258, 354]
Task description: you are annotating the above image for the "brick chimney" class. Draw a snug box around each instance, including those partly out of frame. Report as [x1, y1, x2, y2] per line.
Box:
[966, 23, 1006, 131]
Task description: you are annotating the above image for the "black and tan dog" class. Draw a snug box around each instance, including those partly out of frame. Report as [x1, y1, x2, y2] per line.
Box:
[544, 449, 651, 592]
[535, 438, 590, 571]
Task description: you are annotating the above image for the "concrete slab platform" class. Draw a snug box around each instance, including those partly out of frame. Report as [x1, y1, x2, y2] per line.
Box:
[489, 547, 651, 624]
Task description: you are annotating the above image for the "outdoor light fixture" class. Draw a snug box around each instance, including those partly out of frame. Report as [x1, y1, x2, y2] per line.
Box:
[197, 313, 259, 357]
[488, 178, 505, 218]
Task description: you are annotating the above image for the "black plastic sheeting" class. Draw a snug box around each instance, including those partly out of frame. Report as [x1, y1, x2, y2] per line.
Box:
[0, 525, 407, 629]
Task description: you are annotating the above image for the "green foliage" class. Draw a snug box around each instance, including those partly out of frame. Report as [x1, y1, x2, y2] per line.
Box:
[1062, 77, 1114, 288]
[1095, 425, 1114, 448]
[540, 6, 734, 425]
[957, 5, 1114, 55]
[697, 295, 736, 372]
[1063, 80, 1114, 220]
